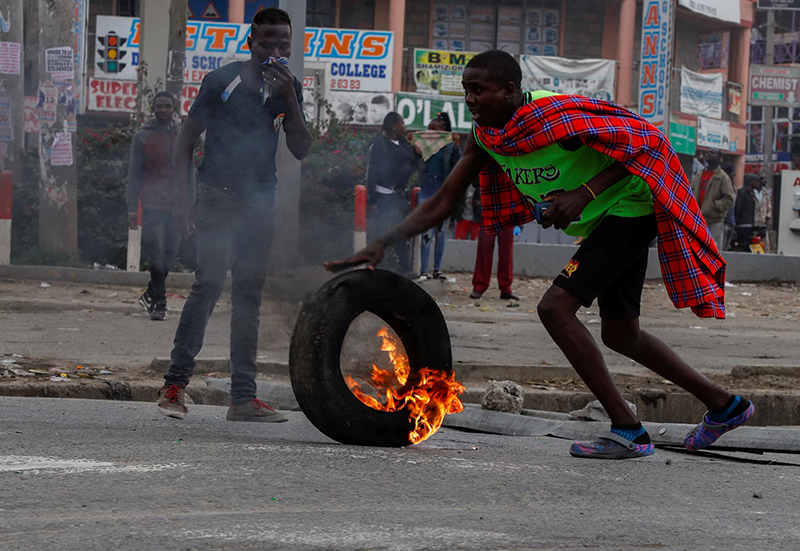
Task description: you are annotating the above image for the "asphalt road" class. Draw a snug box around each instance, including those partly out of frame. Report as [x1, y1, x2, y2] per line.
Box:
[2, 397, 798, 551]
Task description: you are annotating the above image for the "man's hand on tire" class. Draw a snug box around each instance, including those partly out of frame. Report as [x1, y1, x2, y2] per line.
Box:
[324, 240, 386, 273]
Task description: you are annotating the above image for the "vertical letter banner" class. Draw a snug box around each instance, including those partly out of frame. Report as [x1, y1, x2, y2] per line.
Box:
[519, 56, 616, 102]
[638, 0, 674, 131]
[679, 66, 722, 119]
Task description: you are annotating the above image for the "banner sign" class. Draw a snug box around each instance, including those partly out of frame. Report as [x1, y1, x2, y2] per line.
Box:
[679, 66, 722, 119]
[757, 0, 800, 10]
[520, 55, 616, 102]
[669, 115, 696, 156]
[638, 0, 674, 132]
[749, 65, 800, 107]
[678, 0, 740, 24]
[327, 91, 394, 125]
[395, 91, 473, 132]
[697, 116, 730, 151]
[95, 17, 393, 89]
[728, 87, 741, 115]
[413, 49, 477, 95]
[88, 78, 200, 116]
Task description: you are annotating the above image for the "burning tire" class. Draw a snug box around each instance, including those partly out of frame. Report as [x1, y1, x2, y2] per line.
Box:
[289, 269, 455, 447]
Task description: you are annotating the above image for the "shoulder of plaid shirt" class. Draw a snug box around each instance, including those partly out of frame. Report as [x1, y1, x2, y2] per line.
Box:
[472, 92, 726, 319]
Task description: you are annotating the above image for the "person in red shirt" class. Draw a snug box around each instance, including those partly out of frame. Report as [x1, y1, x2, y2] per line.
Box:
[690, 150, 735, 248]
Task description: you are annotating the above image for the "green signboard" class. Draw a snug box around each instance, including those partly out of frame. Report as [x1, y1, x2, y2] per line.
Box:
[669, 121, 696, 155]
[395, 92, 472, 132]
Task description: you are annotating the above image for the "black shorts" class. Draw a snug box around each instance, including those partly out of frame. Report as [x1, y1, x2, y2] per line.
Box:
[553, 214, 657, 319]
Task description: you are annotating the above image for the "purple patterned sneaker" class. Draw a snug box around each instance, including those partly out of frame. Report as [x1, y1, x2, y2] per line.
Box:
[570, 431, 655, 460]
[683, 401, 755, 451]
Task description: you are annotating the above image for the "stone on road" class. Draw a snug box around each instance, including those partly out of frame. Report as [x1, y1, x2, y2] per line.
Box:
[1, 397, 798, 550]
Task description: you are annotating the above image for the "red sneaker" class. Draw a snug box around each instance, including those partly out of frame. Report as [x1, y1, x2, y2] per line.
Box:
[157, 384, 187, 420]
[226, 398, 288, 423]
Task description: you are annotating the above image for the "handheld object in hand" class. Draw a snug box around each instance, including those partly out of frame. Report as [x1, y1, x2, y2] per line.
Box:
[260, 56, 290, 104]
[534, 201, 582, 225]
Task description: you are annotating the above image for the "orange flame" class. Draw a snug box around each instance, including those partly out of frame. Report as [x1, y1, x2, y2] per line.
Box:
[345, 327, 465, 444]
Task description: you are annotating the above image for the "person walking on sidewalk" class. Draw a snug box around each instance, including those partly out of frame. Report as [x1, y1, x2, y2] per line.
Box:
[413, 112, 461, 280]
[366, 112, 419, 276]
[127, 92, 184, 321]
[326, 50, 754, 460]
[690, 150, 735, 249]
[157, 7, 311, 422]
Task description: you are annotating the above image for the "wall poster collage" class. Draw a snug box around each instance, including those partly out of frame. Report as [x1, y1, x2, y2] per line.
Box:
[431, 0, 560, 56]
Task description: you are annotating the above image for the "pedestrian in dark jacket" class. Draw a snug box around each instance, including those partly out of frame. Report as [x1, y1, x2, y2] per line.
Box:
[366, 111, 420, 275]
[127, 91, 184, 321]
[413, 112, 461, 279]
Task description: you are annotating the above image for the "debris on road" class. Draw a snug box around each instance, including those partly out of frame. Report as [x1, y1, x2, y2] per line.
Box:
[569, 399, 637, 422]
[482, 380, 524, 414]
[39, 282, 50, 288]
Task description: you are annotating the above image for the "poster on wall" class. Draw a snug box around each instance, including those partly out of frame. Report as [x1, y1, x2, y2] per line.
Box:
[94, 17, 394, 91]
[638, 0, 674, 131]
[327, 91, 393, 125]
[520, 56, 616, 101]
[414, 49, 477, 95]
[677, 0, 740, 24]
[697, 116, 731, 151]
[396, 91, 473, 131]
[679, 67, 722, 119]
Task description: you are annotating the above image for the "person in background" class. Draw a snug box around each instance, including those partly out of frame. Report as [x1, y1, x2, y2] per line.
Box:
[366, 112, 420, 276]
[720, 162, 736, 252]
[690, 150, 735, 249]
[735, 173, 773, 252]
[470, 216, 517, 301]
[453, 180, 481, 241]
[158, 7, 311, 422]
[127, 91, 183, 321]
[413, 112, 461, 280]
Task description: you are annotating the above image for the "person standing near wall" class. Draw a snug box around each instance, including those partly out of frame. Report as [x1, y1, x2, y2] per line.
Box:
[157, 7, 311, 422]
[366, 112, 420, 276]
[720, 162, 736, 252]
[414, 112, 461, 280]
[127, 92, 184, 321]
[690, 150, 735, 249]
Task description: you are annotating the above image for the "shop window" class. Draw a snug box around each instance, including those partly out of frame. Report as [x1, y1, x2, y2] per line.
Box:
[747, 123, 762, 154]
[307, 0, 336, 28]
[430, 0, 561, 55]
[117, 0, 139, 17]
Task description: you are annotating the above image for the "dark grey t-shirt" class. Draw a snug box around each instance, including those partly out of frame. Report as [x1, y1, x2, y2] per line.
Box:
[189, 61, 304, 199]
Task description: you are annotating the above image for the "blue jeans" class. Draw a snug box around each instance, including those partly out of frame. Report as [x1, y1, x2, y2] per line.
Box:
[419, 195, 445, 273]
[141, 208, 179, 304]
[371, 192, 410, 274]
[165, 185, 274, 403]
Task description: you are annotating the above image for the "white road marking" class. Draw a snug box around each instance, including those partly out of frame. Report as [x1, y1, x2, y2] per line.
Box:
[0, 455, 185, 474]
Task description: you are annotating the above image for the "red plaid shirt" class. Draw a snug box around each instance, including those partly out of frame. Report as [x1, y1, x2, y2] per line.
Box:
[474, 94, 726, 319]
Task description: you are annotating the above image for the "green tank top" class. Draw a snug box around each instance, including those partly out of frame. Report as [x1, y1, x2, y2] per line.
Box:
[474, 90, 654, 237]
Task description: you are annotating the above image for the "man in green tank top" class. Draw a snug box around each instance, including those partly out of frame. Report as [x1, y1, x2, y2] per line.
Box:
[327, 50, 754, 459]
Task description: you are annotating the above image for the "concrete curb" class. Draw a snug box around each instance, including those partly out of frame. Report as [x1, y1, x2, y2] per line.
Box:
[441, 240, 800, 282]
[4, 376, 798, 426]
[0, 264, 333, 301]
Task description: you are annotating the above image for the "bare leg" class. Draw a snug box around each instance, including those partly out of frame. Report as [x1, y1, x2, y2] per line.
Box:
[537, 285, 638, 425]
[600, 317, 730, 411]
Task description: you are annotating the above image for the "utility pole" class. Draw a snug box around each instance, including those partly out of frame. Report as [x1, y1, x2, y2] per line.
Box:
[37, 0, 78, 255]
[23, 0, 39, 149]
[1, 1, 24, 195]
[0, 1, 23, 264]
[763, 9, 775, 189]
[165, 0, 187, 101]
[272, 0, 306, 272]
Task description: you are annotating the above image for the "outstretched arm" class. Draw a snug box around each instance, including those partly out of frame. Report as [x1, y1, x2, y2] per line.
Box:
[325, 132, 489, 271]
